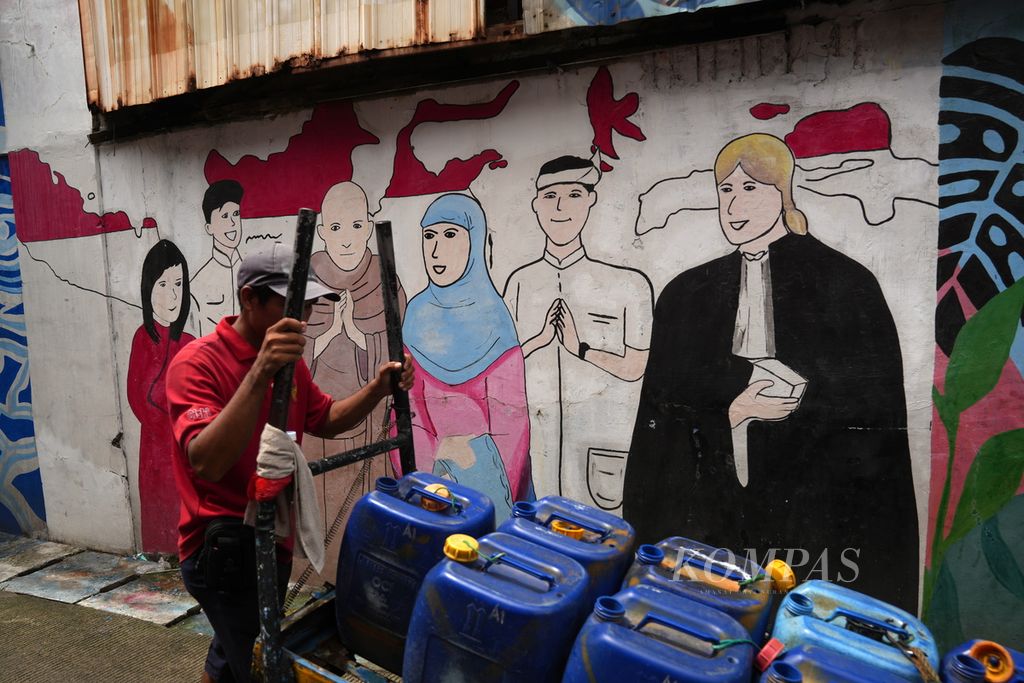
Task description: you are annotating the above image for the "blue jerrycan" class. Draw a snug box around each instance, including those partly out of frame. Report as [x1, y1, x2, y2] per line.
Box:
[402, 531, 589, 683]
[498, 497, 635, 608]
[622, 537, 784, 643]
[757, 644, 909, 682]
[561, 584, 755, 683]
[335, 473, 496, 674]
[941, 640, 1024, 683]
[771, 580, 939, 681]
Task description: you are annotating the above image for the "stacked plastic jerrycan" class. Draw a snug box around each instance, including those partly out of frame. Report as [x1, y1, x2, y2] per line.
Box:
[767, 580, 940, 681]
[402, 532, 589, 683]
[941, 640, 1024, 683]
[497, 498, 636, 608]
[561, 584, 755, 683]
[623, 538, 790, 643]
[757, 645, 908, 682]
[335, 473, 496, 673]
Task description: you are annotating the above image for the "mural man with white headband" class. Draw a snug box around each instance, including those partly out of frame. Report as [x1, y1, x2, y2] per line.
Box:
[503, 152, 654, 513]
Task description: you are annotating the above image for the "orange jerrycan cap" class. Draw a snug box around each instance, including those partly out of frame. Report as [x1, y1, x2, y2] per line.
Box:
[766, 559, 796, 593]
[968, 641, 1014, 683]
[421, 483, 452, 512]
[551, 519, 584, 540]
[444, 534, 479, 563]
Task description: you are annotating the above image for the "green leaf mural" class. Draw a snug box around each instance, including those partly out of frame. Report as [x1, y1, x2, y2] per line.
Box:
[940, 278, 1024, 418]
[928, 561, 965, 651]
[980, 516, 1024, 602]
[946, 429, 1024, 549]
[927, 279, 1024, 620]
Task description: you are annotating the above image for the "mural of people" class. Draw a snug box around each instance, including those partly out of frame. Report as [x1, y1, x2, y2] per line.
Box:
[305, 181, 407, 454]
[127, 239, 195, 553]
[399, 193, 530, 518]
[623, 133, 919, 611]
[191, 179, 244, 335]
[503, 153, 653, 512]
[301, 181, 407, 580]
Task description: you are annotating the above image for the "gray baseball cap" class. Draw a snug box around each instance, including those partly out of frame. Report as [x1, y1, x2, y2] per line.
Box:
[238, 242, 340, 302]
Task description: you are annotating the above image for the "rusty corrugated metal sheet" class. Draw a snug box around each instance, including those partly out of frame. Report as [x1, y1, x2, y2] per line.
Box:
[78, 0, 485, 111]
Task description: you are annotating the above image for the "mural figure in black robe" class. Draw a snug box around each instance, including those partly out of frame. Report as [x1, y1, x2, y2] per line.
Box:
[623, 133, 919, 611]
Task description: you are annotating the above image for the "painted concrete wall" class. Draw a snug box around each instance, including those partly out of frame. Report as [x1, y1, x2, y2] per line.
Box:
[0, 77, 44, 536]
[924, 0, 1024, 649]
[1, 0, 134, 550]
[0, 0, 1021, 647]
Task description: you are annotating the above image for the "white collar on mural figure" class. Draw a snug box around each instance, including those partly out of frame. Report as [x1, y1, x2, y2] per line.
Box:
[733, 252, 776, 360]
[210, 243, 242, 269]
[741, 249, 768, 262]
[543, 245, 587, 270]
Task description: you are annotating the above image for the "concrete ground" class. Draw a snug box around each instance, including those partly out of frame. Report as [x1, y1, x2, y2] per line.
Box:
[0, 532, 211, 681]
[0, 590, 210, 682]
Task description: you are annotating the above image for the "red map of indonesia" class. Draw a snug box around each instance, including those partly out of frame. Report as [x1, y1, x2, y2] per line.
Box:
[204, 101, 380, 218]
[385, 81, 520, 198]
[9, 149, 157, 242]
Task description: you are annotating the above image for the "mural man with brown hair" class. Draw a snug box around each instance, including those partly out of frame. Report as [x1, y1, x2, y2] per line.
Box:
[503, 153, 653, 512]
[624, 133, 919, 611]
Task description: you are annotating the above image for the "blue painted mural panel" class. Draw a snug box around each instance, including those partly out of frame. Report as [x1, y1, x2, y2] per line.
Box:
[0, 84, 45, 535]
[528, 0, 763, 32]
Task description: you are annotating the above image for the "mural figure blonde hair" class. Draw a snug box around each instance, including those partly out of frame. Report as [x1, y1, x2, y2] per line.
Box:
[714, 133, 809, 235]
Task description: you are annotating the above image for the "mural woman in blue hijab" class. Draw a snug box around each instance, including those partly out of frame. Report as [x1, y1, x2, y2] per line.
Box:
[396, 193, 531, 518]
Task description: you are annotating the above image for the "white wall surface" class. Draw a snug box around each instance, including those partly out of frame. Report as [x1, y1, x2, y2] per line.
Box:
[0, 0, 941, 561]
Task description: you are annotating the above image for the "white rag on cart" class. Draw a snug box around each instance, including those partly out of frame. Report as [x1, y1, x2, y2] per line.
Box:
[243, 424, 325, 572]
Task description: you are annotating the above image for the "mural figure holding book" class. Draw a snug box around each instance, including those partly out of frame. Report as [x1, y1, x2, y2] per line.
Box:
[623, 133, 919, 611]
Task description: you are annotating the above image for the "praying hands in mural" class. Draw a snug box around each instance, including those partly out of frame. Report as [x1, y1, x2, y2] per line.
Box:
[549, 296, 648, 382]
[311, 290, 366, 360]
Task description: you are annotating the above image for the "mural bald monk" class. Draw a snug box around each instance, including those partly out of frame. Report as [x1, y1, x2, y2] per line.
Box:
[302, 181, 407, 580]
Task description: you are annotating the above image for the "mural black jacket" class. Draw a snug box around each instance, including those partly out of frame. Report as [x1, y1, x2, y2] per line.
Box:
[623, 231, 920, 612]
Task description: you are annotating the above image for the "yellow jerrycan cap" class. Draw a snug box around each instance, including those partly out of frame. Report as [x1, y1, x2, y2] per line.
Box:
[551, 519, 585, 540]
[421, 483, 452, 512]
[444, 534, 479, 563]
[968, 641, 1014, 683]
[766, 559, 797, 593]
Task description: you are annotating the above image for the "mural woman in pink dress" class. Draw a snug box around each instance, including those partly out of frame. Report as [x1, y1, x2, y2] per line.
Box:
[127, 239, 195, 552]
[396, 193, 531, 518]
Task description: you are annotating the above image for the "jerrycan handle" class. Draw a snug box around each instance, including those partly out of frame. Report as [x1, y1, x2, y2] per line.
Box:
[678, 551, 747, 581]
[405, 485, 463, 513]
[544, 512, 609, 540]
[483, 552, 556, 588]
[635, 612, 718, 647]
[827, 608, 911, 642]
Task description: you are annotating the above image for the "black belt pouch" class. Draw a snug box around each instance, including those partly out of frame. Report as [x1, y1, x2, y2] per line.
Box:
[201, 517, 256, 591]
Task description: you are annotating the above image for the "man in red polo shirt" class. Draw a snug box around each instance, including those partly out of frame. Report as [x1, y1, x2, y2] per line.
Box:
[166, 242, 413, 683]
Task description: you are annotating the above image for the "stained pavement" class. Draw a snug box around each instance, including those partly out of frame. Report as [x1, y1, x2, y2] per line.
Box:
[0, 531, 212, 682]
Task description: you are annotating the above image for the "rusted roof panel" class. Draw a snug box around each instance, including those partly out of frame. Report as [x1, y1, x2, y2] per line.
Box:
[78, 0, 485, 111]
